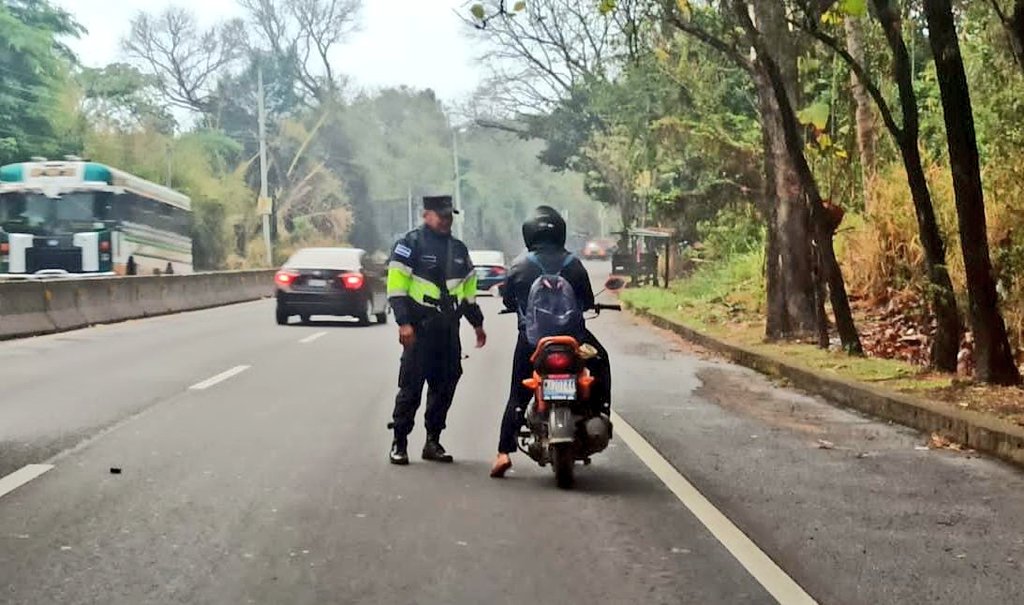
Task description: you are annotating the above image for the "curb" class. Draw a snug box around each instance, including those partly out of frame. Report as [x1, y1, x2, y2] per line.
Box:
[628, 305, 1024, 469]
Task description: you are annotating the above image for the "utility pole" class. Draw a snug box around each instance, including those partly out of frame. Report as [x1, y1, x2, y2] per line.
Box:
[452, 129, 464, 239]
[407, 186, 413, 231]
[258, 67, 273, 266]
[165, 141, 173, 188]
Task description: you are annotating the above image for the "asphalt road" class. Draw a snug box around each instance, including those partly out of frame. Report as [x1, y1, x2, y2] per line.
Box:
[2, 263, 1024, 604]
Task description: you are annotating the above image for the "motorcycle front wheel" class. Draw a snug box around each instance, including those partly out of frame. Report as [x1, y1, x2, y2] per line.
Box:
[551, 443, 575, 489]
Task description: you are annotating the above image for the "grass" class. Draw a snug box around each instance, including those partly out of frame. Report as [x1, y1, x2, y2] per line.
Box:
[621, 252, 953, 394]
[624, 250, 766, 329]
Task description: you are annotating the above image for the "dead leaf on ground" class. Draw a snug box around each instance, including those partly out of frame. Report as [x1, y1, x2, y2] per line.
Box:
[927, 432, 974, 453]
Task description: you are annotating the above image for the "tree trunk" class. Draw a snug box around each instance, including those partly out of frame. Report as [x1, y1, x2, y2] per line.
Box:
[755, 67, 819, 340]
[752, 3, 819, 341]
[923, 0, 1021, 385]
[900, 141, 963, 371]
[1012, 2, 1024, 71]
[761, 121, 789, 339]
[871, 0, 962, 372]
[844, 15, 878, 206]
[994, 0, 1024, 73]
[736, 0, 864, 355]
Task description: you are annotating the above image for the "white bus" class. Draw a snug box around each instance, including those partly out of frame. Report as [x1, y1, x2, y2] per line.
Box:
[0, 159, 192, 277]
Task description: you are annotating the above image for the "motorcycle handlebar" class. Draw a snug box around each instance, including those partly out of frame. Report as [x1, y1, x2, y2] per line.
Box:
[499, 304, 621, 315]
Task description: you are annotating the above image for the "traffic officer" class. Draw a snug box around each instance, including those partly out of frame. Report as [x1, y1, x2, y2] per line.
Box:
[386, 195, 487, 465]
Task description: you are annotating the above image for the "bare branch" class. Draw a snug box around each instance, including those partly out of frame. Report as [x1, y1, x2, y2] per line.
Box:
[123, 7, 247, 114]
[469, 0, 625, 114]
[787, 14, 902, 139]
[663, 10, 753, 73]
[239, 0, 362, 103]
[473, 118, 531, 135]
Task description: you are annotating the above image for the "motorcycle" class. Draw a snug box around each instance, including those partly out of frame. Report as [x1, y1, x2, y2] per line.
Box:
[505, 277, 624, 489]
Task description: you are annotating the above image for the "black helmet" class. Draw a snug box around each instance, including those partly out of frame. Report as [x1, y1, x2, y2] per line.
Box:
[522, 205, 566, 250]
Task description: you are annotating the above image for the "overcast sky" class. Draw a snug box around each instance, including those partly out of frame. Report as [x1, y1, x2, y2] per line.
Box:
[54, 0, 485, 103]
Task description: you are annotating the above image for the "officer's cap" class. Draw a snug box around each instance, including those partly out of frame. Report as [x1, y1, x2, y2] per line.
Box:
[423, 195, 459, 215]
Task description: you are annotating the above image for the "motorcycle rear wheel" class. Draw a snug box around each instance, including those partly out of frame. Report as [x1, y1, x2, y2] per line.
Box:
[551, 443, 575, 489]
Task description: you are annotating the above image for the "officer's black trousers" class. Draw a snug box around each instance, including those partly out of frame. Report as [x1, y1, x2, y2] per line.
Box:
[497, 330, 611, 454]
[392, 320, 463, 444]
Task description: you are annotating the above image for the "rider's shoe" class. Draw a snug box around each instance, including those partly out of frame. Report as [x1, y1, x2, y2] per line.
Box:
[490, 453, 512, 478]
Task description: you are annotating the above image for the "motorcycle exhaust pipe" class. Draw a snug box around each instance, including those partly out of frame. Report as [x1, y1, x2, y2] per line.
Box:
[584, 415, 612, 453]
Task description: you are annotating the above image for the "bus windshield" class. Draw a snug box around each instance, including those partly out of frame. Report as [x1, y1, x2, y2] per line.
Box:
[0, 192, 107, 235]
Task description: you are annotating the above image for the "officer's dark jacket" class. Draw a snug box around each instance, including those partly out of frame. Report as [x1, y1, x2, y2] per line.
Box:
[502, 243, 595, 334]
[387, 225, 484, 328]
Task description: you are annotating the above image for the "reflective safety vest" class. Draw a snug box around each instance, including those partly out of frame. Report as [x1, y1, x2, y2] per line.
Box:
[387, 226, 483, 328]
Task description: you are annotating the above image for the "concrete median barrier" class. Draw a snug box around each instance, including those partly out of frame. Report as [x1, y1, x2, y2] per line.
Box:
[0, 270, 276, 340]
[0, 281, 55, 339]
[43, 281, 90, 332]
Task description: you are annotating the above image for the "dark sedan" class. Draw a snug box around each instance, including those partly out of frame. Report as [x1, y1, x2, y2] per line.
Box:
[275, 247, 388, 326]
[470, 250, 507, 296]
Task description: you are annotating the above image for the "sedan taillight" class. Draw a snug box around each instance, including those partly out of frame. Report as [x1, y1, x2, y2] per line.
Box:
[341, 273, 365, 290]
[275, 270, 298, 286]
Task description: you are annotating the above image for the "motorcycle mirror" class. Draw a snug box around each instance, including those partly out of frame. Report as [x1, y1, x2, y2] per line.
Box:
[604, 277, 626, 291]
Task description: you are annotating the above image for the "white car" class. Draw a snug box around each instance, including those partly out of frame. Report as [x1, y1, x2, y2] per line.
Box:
[469, 250, 508, 296]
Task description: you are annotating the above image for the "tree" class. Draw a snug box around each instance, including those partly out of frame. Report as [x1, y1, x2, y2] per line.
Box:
[923, 0, 1021, 384]
[793, 0, 962, 371]
[662, 2, 825, 343]
[238, 0, 362, 104]
[988, 0, 1024, 73]
[78, 63, 174, 132]
[731, 0, 863, 353]
[0, 0, 83, 163]
[123, 7, 247, 117]
[469, 0, 623, 114]
[843, 13, 877, 199]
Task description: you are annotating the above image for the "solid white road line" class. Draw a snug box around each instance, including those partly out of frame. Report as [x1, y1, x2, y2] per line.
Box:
[299, 331, 328, 344]
[0, 464, 54, 500]
[610, 411, 818, 605]
[189, 365, 251, 391]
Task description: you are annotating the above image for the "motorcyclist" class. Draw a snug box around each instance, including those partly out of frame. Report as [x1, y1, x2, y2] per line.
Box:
[490, 206, 611, 478]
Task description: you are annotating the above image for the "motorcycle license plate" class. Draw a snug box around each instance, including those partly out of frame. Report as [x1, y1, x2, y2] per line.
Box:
[542, 376, 576, 401]
[307, 278, 327, 288]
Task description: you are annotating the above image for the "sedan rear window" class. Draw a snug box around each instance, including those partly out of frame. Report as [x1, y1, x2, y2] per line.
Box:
[470, 250, 506, 267]
[284, 248, 364, 270]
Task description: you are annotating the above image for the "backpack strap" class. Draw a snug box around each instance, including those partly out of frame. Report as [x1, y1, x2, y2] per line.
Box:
[526, 252, 551, 274]
[527, 251, 574, 275]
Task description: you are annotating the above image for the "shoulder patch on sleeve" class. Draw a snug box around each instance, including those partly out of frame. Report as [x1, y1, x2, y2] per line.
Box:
[394, 244, 412, 259]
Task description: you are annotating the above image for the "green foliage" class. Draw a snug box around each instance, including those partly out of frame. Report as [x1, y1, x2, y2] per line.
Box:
[191, 198, 227, 270]
[622, 249, 766, 326]
[797, 102, 830, 130]
[0, 0, 83, 163]
[839, 0, 868, 18]
[77, 63, 173, 132]
[696, 206, 765, 260]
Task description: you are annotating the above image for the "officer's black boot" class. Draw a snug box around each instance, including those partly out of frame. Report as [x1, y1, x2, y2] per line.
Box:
[422, 433, 454, 463]
[390, 437, 409, 465]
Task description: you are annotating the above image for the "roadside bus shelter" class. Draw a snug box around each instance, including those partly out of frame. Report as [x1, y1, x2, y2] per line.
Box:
[610, 227, 675, 288]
